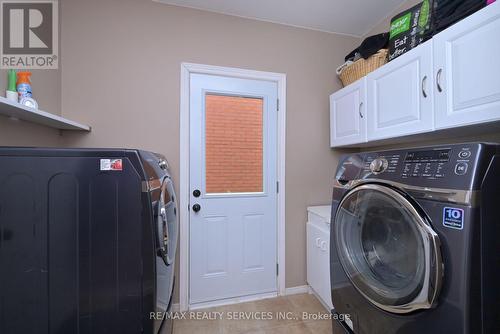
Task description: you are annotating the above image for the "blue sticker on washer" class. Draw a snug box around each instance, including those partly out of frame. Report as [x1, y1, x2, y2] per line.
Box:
[443, 207, 464, 230]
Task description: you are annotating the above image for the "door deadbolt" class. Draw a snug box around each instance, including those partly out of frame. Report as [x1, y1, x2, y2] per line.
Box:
[193, 189, 201, 198]
[192, 204, 201, 212]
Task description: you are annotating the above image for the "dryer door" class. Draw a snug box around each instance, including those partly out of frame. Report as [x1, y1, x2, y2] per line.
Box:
[334, 184, 443, 314]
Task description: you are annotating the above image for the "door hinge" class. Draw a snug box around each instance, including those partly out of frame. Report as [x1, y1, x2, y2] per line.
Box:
[276, 181, 279, 194]
[276, 263, 279, 276]
[277, 99, 280, 111]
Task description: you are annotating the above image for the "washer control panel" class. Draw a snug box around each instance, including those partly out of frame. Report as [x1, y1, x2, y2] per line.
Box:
[399, 147, 475, 180]
[401, 149, 451, 179]
[338, 143, 495, 191]
[360, 145, 478, 181]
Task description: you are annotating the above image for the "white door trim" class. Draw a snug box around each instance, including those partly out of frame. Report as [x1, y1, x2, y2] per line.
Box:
[179, 62, 286, 311]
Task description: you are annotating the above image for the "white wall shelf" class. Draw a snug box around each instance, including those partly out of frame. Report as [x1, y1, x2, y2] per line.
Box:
[0, 96, 91, 131]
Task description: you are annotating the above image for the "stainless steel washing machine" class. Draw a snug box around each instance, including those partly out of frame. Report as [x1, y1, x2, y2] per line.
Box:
[330, 143, 500, 334]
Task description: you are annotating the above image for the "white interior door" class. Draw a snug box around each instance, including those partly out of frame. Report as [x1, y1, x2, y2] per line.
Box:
[189, 73, 278, 305]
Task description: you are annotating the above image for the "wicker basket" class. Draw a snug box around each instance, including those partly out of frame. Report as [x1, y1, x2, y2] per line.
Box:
[339, 49, 388, 86]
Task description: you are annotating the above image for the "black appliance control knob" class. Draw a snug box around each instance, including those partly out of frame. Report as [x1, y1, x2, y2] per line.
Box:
[370, 158, 388, 174]
[192, 204, 201, 213]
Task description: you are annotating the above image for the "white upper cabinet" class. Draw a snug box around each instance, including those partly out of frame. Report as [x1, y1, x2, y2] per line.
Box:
[330, 78, 367, 147]
[434, 1, 500, 129]
[367, 41, 434, 141]
[329, 3, 500, 147]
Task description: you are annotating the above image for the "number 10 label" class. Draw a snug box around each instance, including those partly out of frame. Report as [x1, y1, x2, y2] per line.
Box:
[443, 207, 464, 230]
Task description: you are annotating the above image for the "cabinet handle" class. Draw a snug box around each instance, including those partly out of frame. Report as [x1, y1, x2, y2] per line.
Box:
[315, 238, 321, 247]
[320, 241, 327, 251]
[359, 102, 364, 119]
[436, 69, 443, 93]
[421, 75, 428, 98]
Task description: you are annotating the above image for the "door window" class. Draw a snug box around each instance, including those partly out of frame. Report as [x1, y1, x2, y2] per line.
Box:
[205, 93, 264, 194]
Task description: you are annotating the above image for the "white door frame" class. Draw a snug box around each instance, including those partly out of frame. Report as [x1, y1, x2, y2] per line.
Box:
[179, 63, 286, 311]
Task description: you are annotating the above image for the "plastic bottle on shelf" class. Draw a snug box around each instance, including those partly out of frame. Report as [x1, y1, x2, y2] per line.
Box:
[6, 69, 18, 102]
[16, 71, 33, 99]
[16, 71, 38, 109]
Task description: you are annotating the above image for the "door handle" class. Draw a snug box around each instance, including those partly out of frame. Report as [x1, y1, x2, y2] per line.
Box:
[157, 204, 172, 266]
[192, 204, 201, 213]
[359, 102, 364, 119]
[422, 75, 428, 98]
[160, 207, 167, 222]
[193, 189, 201, 198]
[436, 69, 443, 93]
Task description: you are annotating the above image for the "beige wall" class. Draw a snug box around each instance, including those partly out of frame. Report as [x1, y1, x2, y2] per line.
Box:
[58, 0, 360, 298]
[0, 119, 62, 146]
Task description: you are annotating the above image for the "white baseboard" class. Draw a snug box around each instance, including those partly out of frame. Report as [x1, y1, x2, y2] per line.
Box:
[171, 303, 180, 312]
[174, 286, 312, 312]
[284, 285, 310, 296]
[189, 291, 278, 310]
[159, 301, 181, 312]
[308, 286, 333, 312]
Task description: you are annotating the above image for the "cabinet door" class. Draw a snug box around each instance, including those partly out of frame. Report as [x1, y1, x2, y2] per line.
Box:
[318, 229, 333, 310]
[330, 78, 367, 147]
[367, 41, 434, 141]
[434, 2, 500, 129]
[306, 222, 320, 292]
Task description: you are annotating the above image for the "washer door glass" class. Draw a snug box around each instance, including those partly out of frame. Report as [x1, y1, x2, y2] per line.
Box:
[335, 184, 431, 310]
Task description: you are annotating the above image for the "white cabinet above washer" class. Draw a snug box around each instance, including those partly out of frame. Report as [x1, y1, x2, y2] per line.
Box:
[433, 1, 500, 129]
[330, 78, 367, 147]
[367, 41, 434, 141]
[329, 2, 500, 148]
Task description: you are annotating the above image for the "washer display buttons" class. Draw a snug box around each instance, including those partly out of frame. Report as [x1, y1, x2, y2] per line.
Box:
[458, 151, 471, 159]
[455, 162, 468, 175]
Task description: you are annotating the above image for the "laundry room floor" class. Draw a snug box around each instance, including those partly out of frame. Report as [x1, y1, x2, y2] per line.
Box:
[173, 293, 337, 334]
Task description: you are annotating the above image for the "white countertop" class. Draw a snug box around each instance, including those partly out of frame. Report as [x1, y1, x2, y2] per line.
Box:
[307, 205, 332, 222]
